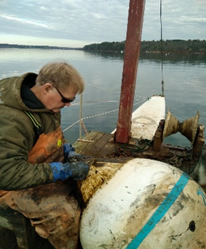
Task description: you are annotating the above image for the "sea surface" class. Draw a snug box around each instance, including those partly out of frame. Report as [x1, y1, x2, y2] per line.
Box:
[0, 48, 206, 146]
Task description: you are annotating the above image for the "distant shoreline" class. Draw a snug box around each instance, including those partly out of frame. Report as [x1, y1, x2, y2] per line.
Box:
[1, 39, 206, 54]
[0, 43, 82, 50]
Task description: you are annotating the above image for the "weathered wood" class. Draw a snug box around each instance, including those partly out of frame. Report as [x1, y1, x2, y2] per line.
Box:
[153, 120, 164, 151]
[74, 131, 102, 154]
[74, 131, 115, 157]
[74, 130, 200, 175]
[192, 124, 205, 159]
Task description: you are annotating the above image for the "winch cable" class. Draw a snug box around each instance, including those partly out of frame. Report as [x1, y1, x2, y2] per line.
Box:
[160, 0, 165, 96]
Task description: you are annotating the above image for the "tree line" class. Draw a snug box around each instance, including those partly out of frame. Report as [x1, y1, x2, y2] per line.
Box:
[83, 40, 206, 54]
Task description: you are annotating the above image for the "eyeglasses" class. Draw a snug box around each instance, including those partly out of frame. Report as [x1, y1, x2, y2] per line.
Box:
[54, 87, 76, 103]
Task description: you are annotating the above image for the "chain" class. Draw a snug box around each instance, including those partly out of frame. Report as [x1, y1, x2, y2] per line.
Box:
[167, 154, 192, 168]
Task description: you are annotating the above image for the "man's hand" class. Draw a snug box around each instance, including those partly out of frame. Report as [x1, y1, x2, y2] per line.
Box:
[63, 143, 84, 158]
[50, 161, 89, 181]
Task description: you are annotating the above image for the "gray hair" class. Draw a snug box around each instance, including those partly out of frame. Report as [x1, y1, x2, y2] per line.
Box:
[36, 62, 84, 93]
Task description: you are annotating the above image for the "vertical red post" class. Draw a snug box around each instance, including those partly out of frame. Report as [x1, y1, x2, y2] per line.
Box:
[115, 0, 145, 143]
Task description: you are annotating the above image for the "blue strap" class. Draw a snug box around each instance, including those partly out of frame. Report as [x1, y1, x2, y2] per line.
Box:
[126, 172, 189, 249]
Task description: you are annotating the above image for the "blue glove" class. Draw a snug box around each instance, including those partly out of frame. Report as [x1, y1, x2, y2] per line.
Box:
[50, 161, 89, 181]
[63, 143, 81, 158]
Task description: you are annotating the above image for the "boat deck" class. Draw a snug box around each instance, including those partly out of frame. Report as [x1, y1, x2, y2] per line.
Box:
[74, 130, 199, 175]
[74, 131, 116, 157]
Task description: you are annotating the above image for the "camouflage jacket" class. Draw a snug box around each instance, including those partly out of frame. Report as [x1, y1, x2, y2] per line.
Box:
[0, 73, 61, 190]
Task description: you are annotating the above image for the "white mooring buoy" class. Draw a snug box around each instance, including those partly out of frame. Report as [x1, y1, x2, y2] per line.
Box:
[80, 158, 206, 249]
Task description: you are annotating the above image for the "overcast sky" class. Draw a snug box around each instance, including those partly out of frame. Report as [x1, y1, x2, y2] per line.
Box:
[0, 0, 206, 48]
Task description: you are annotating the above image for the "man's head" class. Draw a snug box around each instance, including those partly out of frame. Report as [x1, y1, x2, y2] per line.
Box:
[36, 62, 84, 93]
[32, 62, 84, 113]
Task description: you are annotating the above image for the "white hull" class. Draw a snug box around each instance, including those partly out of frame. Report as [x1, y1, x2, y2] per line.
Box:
[131, 95, 165, 140]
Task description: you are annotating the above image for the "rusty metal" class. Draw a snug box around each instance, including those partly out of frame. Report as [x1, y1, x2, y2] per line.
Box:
[115, 0, 146, 143]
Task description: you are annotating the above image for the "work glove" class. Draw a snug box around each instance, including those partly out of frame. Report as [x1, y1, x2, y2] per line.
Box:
[50, 161, 89, 181]
[63, 143, 82, 158]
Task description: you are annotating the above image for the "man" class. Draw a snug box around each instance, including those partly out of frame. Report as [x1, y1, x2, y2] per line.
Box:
[0, 62, 89, 248]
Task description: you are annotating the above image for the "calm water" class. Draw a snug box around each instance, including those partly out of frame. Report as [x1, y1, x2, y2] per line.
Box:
[0, 48, 206, 146]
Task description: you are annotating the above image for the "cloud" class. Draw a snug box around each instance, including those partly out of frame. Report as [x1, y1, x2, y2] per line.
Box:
[0, 0, 205, 47]
[142, 0, 206, 40]
[1, 14, 54, 29]
[180, 16, 206, 24]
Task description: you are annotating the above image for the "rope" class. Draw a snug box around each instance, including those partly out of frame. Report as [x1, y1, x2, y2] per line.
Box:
[72, 95, 146, 107]
[63, 108, 119, 132]
[64, 81, 148, 136]
[63, 120, 81, 132]
[79, 93, 83, 138]
[86, 83, 121, 93]
[63, 98, 147, 133]
[160, 0, 165, 96]
[71, 100, 119, 107]
[120, 139, 152, 153]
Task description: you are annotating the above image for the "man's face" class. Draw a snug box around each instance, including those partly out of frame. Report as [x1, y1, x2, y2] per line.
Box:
[42, 83, 77, 113]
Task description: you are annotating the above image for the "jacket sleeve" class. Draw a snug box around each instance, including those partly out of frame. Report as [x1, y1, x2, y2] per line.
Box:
[0, 109, 54, 190]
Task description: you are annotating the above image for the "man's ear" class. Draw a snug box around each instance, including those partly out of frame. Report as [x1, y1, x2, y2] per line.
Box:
[43, 83, 53, 93]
